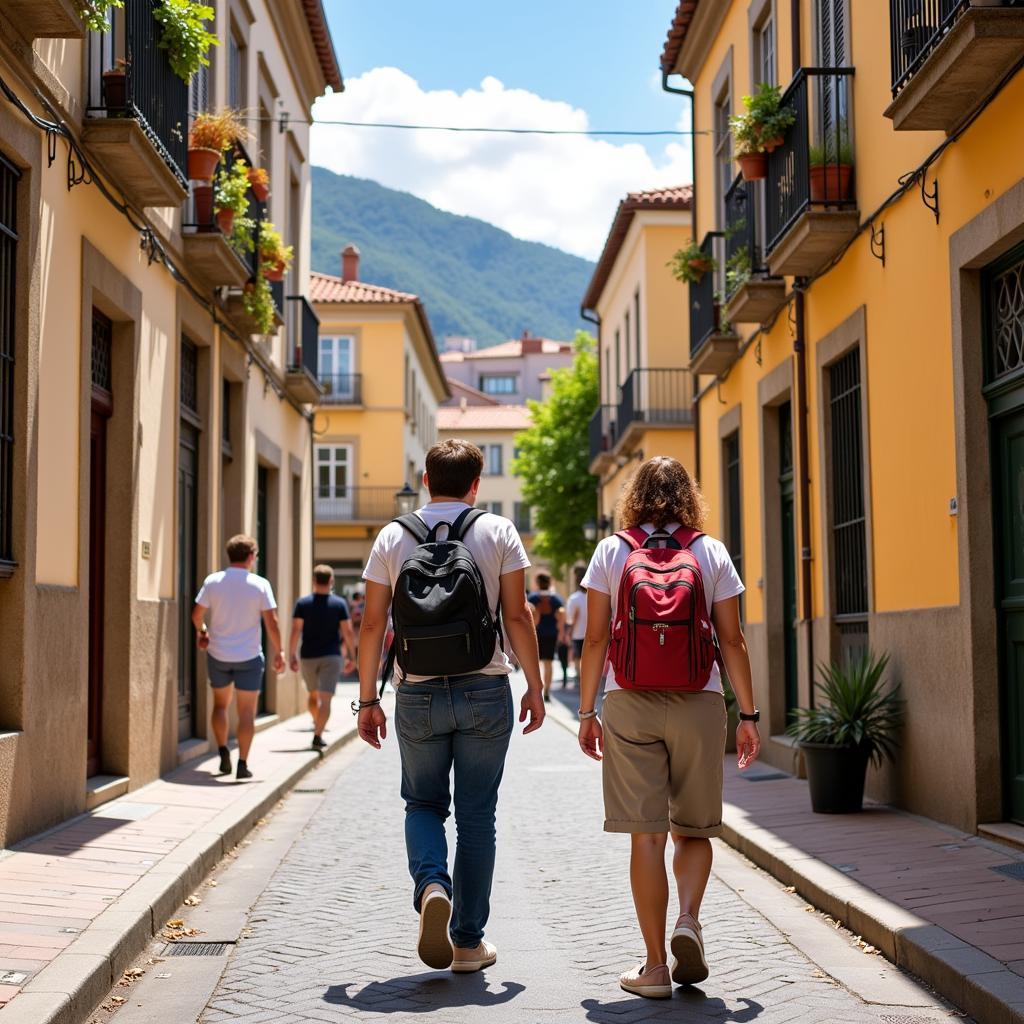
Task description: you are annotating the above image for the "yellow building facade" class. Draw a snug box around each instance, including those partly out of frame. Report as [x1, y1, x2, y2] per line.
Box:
[582, 187, 696, 533]
[662, 0, 1024, 830]
[0, 1, 340, 845]
[309, 250, 449, 589]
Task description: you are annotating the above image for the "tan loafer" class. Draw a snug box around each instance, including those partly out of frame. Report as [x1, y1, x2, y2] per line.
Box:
[451, 940, 497, 973]
[670, 912, 708, 985]
[417, 885, 454, 970]
[619, 962, 672, 999]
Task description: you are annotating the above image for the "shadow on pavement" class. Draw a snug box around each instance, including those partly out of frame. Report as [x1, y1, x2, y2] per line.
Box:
[324, 974, 525, 1013]
[582, 993, 762, 1023]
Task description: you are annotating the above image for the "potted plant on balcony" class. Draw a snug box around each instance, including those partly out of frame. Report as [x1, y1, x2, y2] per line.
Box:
[243, 274, 275, 335]
[730, 83, 795, 180]
[188, 109, 246, 182]
[725, 245, 752, 299]
[669, 239, 717, 285]
[247, 166, 270, 203]
[213, 159, 250, 235]
[79, 0, 123, 31]
[809, 135, 855, 204]
[258, 222, 294, 282]
[786, 651, 903, 814]
[153, 0, 219, 84]
[101, 56, 128, 111]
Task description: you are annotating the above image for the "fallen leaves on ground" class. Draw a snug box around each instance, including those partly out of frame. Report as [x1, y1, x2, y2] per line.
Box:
[162, 918, 202, 940]
[782, 885, 796, 893]
[117, 968, 144, 988]
[184, 894, 202, 906]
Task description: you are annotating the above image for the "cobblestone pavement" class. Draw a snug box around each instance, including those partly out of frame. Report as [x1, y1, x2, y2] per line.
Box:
[191, 693, 959, 1024]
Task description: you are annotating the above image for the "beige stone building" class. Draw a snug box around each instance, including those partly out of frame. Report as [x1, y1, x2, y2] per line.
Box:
[0, 0, 341, 845]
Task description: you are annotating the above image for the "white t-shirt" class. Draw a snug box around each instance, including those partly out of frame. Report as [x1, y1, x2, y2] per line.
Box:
[566, 590, 588, 641]
[581, 523, 744, 694]
[363, 502, 531, 683]
[195, 568, 277, 663]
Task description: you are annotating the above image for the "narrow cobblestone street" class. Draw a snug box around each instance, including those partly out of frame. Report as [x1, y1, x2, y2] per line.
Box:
[97, 680, 965, 1024]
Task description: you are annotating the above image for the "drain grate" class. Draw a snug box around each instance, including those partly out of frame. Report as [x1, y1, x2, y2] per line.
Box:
[293, 787, 326, 794]
[991, 861, 1024, 880]
[740, 770, 788, 782]
[162, 942, 231, 957]
[879, 1016, 941, 1024]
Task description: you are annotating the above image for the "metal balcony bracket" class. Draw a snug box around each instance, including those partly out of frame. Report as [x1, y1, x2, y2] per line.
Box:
[67, 146, 92, 191]
[717, 380, 728, 404]
[47, 129, 58, 169]
[919, 173, 940, 224]
[755, 334, 763, 366]
[869, 221, 886, 267]
[139, 228, 159, 265]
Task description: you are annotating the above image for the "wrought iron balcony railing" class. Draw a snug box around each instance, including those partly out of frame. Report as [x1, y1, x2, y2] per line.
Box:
[724, 174, 770, 299]
[618, 369, 694, 433]
[86, 0, 188, 187]
[317, 374, 363, 405]
[315, 486, 414, 522]
[766, 68, 856, 255]
[689, 231, 726, 360]
[287, 295, 321, 375]
[589, 404, 618, 464]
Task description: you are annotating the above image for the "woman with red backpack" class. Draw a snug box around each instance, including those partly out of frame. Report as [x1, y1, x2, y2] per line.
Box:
[577, 456, 760, 999]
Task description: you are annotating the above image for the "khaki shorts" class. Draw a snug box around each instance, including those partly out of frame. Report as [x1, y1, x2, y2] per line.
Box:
[300, 655, 343, 693]
[601, 689, 727, 837]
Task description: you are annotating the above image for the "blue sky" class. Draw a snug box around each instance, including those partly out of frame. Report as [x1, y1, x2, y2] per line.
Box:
[312, 1, 693, 259]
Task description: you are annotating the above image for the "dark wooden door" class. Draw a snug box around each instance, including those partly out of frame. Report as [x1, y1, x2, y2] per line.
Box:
[88, 402, 109, 777]
[993, 408, 1024, 823]
[177, 422, 199, 741]
[779, 402, 798, 720]
[256, 465, 269, 715]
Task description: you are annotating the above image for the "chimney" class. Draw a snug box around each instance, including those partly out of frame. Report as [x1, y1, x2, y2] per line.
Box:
[520, 329, 543, 354]
[341, 243, 360, 283]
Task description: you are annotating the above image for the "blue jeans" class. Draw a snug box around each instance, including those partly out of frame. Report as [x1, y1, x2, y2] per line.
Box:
[395, 673, 514, 949]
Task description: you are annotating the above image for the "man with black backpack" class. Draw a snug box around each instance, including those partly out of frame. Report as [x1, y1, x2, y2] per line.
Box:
[356, 439, 546, 975]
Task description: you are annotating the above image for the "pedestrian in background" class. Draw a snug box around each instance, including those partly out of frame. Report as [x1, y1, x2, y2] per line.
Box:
[193, 534, 284, 780]
[288, 564, 356, 750]
[565, 567, 588, 686]
[356, 439, 545, 974]
[576, 456, 760, 998]
[528, 572, 564, 702]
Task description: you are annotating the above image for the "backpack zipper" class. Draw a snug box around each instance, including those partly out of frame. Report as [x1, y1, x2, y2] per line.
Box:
[403, 633, 472, 654]
[626, 579, 697, 680]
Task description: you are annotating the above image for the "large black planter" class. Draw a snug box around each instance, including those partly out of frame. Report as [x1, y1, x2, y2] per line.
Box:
[800, 742, 869, 813]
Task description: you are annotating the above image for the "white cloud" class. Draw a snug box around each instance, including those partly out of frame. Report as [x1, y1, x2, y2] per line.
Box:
[311, 68, 693, 261]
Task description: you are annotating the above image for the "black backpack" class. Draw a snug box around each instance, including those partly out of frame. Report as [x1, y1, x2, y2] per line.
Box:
[381, 507, 501, 684]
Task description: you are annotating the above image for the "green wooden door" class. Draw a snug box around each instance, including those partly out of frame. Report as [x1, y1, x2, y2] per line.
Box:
[994, 408, 1024, 823]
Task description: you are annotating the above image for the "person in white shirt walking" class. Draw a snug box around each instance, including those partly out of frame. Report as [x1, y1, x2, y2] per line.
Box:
[564, 567, 588, 685]
[192, 534, 285, 779]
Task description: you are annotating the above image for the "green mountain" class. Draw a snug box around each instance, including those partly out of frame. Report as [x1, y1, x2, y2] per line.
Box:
[311, 167, 594, 346]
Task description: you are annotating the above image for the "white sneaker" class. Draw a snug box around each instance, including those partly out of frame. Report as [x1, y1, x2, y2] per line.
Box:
[417, 884, 454, 970]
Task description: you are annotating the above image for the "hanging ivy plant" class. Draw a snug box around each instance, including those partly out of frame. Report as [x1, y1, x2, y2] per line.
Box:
[77, 0, 123, 32]
[243, 275, 275, 335]
[153, 0, 219, 84]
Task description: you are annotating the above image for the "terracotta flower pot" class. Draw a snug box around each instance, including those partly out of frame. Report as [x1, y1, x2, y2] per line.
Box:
[809, 163, 854, 204]
[250, 180, 269, 203]
[102, 69, 126, 110]
[215, 207, 235, 234]
[737, 151, 768, 181]
[187, 146, 220, 183]
[192, 183, 214, 227]
[762, 135, 784, 153]
[263, 259, 286, 282]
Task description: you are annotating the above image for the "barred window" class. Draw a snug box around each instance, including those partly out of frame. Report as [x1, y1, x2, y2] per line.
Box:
[180, 338, 198, 414]
[0, 155, 19, 569]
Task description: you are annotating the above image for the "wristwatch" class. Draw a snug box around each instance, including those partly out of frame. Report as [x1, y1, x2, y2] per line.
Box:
[738, 709, 760, 722]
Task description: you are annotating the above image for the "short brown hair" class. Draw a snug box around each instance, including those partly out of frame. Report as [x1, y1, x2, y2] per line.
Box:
[226, 534, 258, 563]
[616, 457, 708, 531]
[313, 564, 334, 586]
[425, 439, 484, 498]
[536, 572, 551, 590]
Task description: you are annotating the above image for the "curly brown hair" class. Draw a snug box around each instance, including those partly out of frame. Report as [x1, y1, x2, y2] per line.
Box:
[616, 456, 708, 530]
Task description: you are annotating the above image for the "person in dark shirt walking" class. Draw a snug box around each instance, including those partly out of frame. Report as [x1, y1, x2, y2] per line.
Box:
[528, 572, 564, 703]
[288, 565, 356, 749]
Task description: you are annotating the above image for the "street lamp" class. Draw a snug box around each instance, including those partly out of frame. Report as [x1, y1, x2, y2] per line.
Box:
[394, 482, 418, 517]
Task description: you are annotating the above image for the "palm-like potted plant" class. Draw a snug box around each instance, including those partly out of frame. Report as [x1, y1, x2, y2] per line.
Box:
[787, 651, 903, 814]
[213, 159, 250, 234]
[188, 109, 247, 182]
[669, 239, 717, 285]
[809, 135, 855, 204]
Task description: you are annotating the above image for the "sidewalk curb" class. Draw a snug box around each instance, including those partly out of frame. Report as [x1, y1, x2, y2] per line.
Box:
[544, 695, 1024, 1023]
[13, 717, 362, 1024]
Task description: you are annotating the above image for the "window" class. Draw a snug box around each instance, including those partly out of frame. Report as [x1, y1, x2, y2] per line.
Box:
[221, 379, 232, 455]
[714, 87, 732, 229]
[180, 338, 198, 415]
[480, 374, 517, 395]
[614, 329, 621, 391]
[0, 156, 19, 568]
[634, 289, 641, 369]
[818, 0, 848, 66]
[723, 431, 743, 590]
[318, 336, 354, 397]
[484, 444, 503, 476]
[228, 28, 245, 110]
[189, 62, 209, 116]
[315, 444, 354, 519]
[514, 502, 531, 532]
[754, 8, 776, 85]
[477, 501, 503, 515]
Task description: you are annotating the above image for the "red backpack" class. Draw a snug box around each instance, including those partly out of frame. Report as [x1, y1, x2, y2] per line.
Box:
[609, 527, 717, 691]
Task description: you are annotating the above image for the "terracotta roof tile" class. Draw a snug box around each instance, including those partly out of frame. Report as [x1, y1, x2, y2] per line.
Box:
[309, 271, 417, 304]
[582, 184, 693, 311]
[437, 404, 533, 431]
[300, 0, 343, 91]
[660, 1, 701, 73]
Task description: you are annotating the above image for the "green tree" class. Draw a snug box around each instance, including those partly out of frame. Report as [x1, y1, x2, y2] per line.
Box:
[512, 331, 598, 574]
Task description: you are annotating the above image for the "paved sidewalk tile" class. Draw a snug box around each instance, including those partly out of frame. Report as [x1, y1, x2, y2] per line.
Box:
[0, 685, 358, 1015]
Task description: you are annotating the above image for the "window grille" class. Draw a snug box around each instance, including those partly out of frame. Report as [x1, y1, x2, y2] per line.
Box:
[724, 431, 742, 584]
[222, 379, 231, 447]
[0, 155, 19, 566]
[987, 246, 1024, 383]
[91, 309, 113, 394]
[180, 338, 197, 413]
[829, 348, 868, 617]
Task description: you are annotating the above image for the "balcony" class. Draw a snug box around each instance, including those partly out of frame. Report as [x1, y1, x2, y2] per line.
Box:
[588, 404, 618, 473]
[182, 151, 251, 289]
[723, 175, 787, 326]
[617, 369, 694, 448]
[766, 69, 859, 278]
[284, 296, 324, 405]
[886, 0, 1024, 131]
[7, 0, 84, 40]
[81, 0, 188, 209]
[316, 373, 363, 405]
[316, 487, 415, 523]
[689, 232, 740, 376]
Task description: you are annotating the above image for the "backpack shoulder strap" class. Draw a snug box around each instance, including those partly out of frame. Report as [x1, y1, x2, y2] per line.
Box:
[615, 528, 648, 551]
[395, 513, 430, 545]
[672, 526, 705, 550]
[451, 507, 486, 542]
